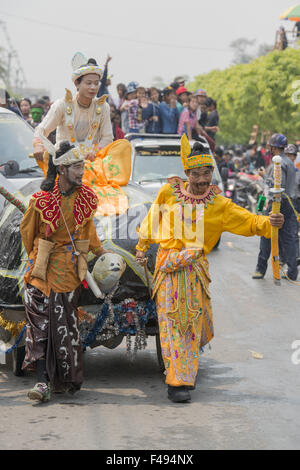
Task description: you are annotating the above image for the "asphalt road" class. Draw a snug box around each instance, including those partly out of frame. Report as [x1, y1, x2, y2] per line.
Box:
[0, 232, 300, 450]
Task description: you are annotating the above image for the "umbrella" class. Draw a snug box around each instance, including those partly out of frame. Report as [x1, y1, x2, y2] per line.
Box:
[280, 4, 300, 21]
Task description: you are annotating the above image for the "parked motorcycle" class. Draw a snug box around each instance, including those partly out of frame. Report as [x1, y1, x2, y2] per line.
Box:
[235, 171, 265, 213]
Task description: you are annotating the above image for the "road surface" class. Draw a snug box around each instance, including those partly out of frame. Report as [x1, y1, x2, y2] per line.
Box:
[0, 232, 299, 450]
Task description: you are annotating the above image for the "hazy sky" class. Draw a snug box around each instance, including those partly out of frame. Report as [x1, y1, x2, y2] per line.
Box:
[0, 0, 296, 100]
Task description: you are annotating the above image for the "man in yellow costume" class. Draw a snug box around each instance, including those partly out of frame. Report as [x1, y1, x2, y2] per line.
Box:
[136, 135, 284, 403]
[32, 53, 131, 216]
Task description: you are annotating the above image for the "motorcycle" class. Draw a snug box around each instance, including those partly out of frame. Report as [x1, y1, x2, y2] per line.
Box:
[235, 171, 265, 213]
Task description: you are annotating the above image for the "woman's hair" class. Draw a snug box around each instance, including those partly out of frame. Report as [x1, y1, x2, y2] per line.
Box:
[188, 94, 198, 103]
[76, 58, 99, 85]
[149, 87, 159, 96]
[20, 97, 32, 106]
[40, 141, 75, 192]
[117, 83, 126, 94]
[205, 97, 217, 109]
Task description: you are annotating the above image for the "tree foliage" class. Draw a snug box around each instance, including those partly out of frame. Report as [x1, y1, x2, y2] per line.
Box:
[189, 48, 300, 145]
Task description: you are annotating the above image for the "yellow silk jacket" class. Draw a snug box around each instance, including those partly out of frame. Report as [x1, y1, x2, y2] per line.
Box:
[136, 178, 271, 255]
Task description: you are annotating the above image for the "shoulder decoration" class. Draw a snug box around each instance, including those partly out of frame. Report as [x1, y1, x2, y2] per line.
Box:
[168, 176, 221, 209]
[32, 182, 98, 235]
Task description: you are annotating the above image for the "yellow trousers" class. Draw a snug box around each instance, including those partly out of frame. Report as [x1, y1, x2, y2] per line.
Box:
[154, 249, 214, 387]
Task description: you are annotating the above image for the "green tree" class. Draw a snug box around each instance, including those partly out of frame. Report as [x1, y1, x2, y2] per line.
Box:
[189, 48, 300, 144]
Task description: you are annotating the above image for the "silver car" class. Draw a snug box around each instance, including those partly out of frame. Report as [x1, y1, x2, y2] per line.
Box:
[0, 107, 43, 212]
[128, 133, 224, 198]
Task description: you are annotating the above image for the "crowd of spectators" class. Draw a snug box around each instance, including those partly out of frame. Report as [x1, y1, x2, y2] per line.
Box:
[1, 54, 220, 151]
[214, 143, 273, 176]
[0, 88, 51, 128]
[214, 141, 300, 179]
[93, 57, 220, 149]
[104, 77, 219, 150]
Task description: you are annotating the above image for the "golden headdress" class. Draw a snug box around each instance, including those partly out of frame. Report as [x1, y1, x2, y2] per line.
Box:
[180, 134, 214, 171]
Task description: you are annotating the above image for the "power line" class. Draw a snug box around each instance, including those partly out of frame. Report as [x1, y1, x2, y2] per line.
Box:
[0, 10, 232, 53]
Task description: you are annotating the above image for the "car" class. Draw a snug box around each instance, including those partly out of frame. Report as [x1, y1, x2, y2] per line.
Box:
[127, 133, 224, 199]
[0, 117, 161, 373]
[0, 107, 43, 188]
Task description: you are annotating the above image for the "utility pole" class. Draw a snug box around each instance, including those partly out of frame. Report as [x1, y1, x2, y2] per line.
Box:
[0, 20, 27, 92]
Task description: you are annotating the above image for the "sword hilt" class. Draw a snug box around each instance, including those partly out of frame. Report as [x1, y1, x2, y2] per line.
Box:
[269, 156, 284, 200]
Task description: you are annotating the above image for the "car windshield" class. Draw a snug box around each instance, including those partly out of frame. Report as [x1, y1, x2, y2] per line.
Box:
[133, 146, 222, 186]
[133, 147, 186, 182]
[0, 113, 35, 171]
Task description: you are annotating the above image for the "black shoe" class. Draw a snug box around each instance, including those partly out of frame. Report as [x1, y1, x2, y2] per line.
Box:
[186, 384, 196, 390]
[168, 385, 191, 403]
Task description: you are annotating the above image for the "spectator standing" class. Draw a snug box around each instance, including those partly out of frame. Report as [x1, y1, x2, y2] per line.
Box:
[136, 87, 147, 133]
[284, 144, 300, 259]
[30, 103, 44, 128]
[214, 147, 227, 175]
[160, 88, 179, 134]
[194, 89, 207, 121]
[111, 109, 125, 141]
[141, 87, 161, 134]
[177, 95, 198, 139]
[205, 98, 219, 141]
[246, 143, 266, 171]
[253, 134, 298, 281]
[294, 21, 300, 39]
[120, 81, 139, 134]
[176, 86, 189, 115]
[260, 144, 272, 167]
[173, 76, 186, 88]
[20, 98, 34, 127]
[124, 84, 146, 133]
[115, 83, 127, 110]
[41, 96, 51, 115]
[97, 55, 113, 100]
[0, 89, 22, 116]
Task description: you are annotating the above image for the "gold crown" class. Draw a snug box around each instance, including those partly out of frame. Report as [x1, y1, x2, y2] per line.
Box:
[180, 134, 214, 171]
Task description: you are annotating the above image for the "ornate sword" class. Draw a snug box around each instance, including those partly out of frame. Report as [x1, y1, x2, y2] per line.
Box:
[269, 156, 284, 286]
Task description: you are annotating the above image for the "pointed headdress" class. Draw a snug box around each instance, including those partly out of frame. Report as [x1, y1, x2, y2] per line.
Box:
[180, 134, 214, 171]
[71, 52, 103, 83]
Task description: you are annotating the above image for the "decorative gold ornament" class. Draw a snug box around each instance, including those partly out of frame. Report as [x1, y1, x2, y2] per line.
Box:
[0, 310, 26, 338]
[65, 88, 73, 103]
[97, 94, 108, 106]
